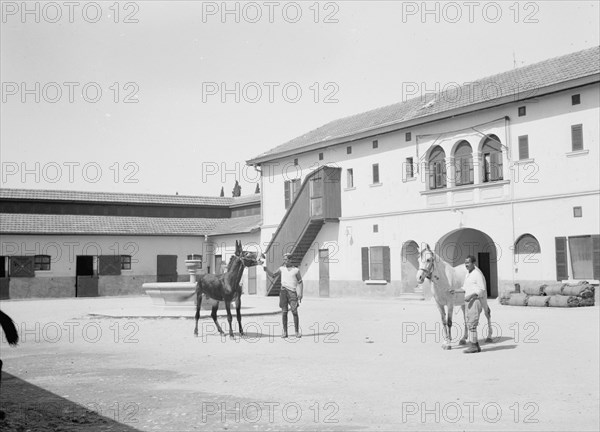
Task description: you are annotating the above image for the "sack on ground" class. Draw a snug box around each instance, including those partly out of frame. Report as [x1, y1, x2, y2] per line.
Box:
[527, 296, 550, 307]
[542, 283, 564, 296]
[548, 295, 579, 307]
[522, 286, 545, 296]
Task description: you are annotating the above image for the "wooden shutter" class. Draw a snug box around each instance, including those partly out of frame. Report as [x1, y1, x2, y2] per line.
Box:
[428, 163, 435, 189]
[284, 181, 290, 209]
[98, 255, 122, 275]
[383, 246, 391, 282]
[10, 256, 35, 277]
[571, 124, 583, 151]
[592, 235, 600, 280]
[372, 164, 379, 184]
[467, 157, 474, 184]
[555, 237, 568, 281]
[441, 162, 447, 187]
[518, 136, 529, 160]
[361, 247, 369, 281]
[490, 152, 503, 181]
[455, 158, 463, 185]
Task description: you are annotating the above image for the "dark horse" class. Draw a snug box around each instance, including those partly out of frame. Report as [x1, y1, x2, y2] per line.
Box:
[1, 310, 19, 419]
[193, 240, 262, 338]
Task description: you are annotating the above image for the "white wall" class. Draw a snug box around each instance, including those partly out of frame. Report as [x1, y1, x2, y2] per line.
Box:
[258, 83, 600, 296]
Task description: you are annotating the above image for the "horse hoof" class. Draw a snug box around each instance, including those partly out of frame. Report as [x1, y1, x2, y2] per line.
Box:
[485, 337, 494, 343]
[442, 345, 451, 350]
[458, 339, 467, 346]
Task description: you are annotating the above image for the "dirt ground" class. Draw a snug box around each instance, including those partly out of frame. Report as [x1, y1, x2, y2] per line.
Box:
[0, 295, 598, 431]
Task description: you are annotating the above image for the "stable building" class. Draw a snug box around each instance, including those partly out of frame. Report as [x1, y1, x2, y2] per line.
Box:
[248, 46, 600, 300]
[0, 189, 262, 299]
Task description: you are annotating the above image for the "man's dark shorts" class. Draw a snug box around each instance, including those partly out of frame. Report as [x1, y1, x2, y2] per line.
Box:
[280, 288, 299, 313]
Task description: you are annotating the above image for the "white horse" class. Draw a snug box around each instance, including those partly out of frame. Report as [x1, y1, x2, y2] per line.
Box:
[416, 244, 492, 350]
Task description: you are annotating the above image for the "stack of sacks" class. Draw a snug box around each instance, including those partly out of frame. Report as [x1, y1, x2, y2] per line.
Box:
[501, 282, 595, 307]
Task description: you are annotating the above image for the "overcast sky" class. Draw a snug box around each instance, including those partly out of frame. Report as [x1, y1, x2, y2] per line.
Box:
[1, 1, 598, 197]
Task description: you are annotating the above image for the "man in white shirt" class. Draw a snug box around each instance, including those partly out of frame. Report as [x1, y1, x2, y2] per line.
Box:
[264, 253, 303, 338]
[462, 255, 486, 353]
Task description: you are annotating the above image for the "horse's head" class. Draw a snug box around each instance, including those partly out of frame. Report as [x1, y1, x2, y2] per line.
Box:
[231, 240, 263, 268]
[416, 243, 435, 284]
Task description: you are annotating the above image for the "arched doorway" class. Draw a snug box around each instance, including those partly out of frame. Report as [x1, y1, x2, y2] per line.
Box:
[435, 228, 498, 298]
[401, 240, 420, 294]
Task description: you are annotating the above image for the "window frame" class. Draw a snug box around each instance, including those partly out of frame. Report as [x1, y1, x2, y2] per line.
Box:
[372, 163, 380, 184]
[571, 124, 583, 151]
[518, 135, 529, 160]
[284, 178, 301, 209]
[34, 255, 51, 271]
[121, 255, 132, 270]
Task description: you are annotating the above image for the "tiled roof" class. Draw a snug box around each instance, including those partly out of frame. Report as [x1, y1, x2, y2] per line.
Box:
[208, 215, 262, 236]
[248, 46, 600, 163]
[0, 213, 226, 236]
[0, 188, 260, 207]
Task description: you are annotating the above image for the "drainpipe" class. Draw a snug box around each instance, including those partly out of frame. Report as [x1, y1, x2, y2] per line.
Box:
[505, 116, 516, 292]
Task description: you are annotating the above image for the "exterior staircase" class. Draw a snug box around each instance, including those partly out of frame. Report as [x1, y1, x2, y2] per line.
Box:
[265, 166, 341, 296]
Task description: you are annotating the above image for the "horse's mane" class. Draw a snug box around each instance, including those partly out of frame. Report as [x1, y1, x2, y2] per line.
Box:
[226, 255, 236, 272]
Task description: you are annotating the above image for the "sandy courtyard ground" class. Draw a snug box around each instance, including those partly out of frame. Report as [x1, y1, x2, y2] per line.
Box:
[0, 295, 598, 431]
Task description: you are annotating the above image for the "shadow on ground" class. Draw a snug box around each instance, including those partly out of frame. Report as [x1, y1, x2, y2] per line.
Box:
[0, 372, 142, 432]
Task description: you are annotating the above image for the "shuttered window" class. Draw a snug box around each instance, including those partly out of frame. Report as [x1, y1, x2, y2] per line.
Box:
[454, 141, 473, 186]
[361, 246, 391, 282]
[593, 235, 600, 280]
[428, 146, 446, 189]
[518, 135, 529, 160]
[482, 136, 504, 182]
[372, 164, 380, 184]
[98, 255, 122, 275]
[405, 157, 414, 179]
[284, 179, 301, 209]
[555, 237, 568, 281]
[10, 256, 35, 277]
[346, 169, 354, 188]
[571, 124, 583, 151]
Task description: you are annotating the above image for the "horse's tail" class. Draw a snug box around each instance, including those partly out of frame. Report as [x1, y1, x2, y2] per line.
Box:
[0, 310, 19, 346]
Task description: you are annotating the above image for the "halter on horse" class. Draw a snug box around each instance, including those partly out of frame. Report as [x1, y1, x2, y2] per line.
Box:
[193, 240, 262, 338]
[417, 244, 492, 350]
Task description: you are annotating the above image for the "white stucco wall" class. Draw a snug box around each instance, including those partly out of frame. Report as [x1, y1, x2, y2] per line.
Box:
[258, 83, 600, 297]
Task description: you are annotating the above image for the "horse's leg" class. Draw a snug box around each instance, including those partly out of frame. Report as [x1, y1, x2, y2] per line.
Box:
[484, 305, 493, 343]
[193, 290, 202, 337]
[447, 304, 455, 348]
[436, 302, 451, 350]
[224, 301, 235, 339]
[212, 304, 224, 335]
[236, 295, 244, 336]
[459, 304, 468, 345]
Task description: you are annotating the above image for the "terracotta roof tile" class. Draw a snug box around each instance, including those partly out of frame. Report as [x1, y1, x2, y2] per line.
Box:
[0, 213, 225, 236]
[248, 46, 600, 163]
[0, 188, 260, 207]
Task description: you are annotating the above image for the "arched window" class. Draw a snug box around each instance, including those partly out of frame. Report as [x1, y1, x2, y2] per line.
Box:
[428, 146, 446, 189]
[454, 141, 473, 186]
[482, 136, 503, 182]
[515, 234, 541, 254]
